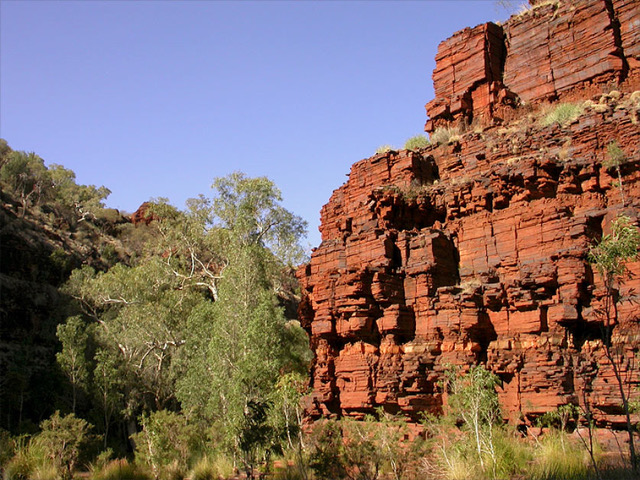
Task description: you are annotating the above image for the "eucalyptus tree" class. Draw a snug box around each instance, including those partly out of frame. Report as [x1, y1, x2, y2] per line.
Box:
[56, 316, 90, 414]
[0, 150, 49, 215]
[588, 214, 640, 471]
[62, 172, 310, 460]
[176, 173, 309, 467]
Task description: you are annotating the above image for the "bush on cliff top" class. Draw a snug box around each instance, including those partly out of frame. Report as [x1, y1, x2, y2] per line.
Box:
[404, 134, 430, 150]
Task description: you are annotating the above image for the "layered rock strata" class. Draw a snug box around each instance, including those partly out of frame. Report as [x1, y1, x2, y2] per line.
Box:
[425, 0, 640, 131]
[298, 0, 640, 427]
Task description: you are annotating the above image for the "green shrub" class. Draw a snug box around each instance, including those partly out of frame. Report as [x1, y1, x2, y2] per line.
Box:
[101, 243, 119, 266]
[540, 102, 584, 127]
[35, 411, 93, 480]
[308, 420, 347, 479]
[490, 428, 533, 479]
[340, 418, 382, 480]
[133, 410, 198, 479]
[308, 414, 416, 480]
[434, 443, 476, 480]
[429, 126, 460, 146]
[604, 140, 626, 169]
[404, 135, 430, 150]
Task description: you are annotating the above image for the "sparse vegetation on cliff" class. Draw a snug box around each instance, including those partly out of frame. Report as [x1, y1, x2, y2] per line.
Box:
[587, 214, 640, 473]
[376, 145, 394, 154]
[429, 126, 461, 146]
[404, 135, 430, 151]
[540, 102, 584, 127]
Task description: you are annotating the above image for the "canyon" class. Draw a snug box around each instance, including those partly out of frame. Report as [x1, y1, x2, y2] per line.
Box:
[297, 0, 640, 428]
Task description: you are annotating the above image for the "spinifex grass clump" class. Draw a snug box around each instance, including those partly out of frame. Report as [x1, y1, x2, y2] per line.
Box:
[404, 134, 430, 150]
[89, 459, 152, 480]
[540, 102, 584, 127]
[530, 433, 591, 480]
[375, 144, 393, 154]
[429, 126, 461, 145]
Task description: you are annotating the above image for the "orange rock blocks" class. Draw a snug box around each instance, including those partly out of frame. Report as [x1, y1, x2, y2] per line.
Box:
[298, 0, 640, 427]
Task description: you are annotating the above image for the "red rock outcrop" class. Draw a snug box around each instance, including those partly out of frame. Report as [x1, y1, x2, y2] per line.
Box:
[298, 0, 640, 428]
[131, 202, 158, 225]
[425, 0, 640, 132]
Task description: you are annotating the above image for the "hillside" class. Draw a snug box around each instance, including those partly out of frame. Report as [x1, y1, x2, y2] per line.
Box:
[0, 150, 133, 432]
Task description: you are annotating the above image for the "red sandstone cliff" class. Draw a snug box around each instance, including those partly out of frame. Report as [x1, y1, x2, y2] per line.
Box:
[297, 0, 640, 428]
[425, 0, 640, 132]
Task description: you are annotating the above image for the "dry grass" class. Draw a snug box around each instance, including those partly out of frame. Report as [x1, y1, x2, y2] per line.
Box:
[430, 126, 461, 146]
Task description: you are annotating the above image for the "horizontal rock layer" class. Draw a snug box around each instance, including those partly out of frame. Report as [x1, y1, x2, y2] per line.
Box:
[425, 0, 640, 131]
[298, 91, 640, 426]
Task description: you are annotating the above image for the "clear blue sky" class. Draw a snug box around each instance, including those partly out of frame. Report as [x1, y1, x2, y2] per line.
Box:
[1, 0, 520, 250]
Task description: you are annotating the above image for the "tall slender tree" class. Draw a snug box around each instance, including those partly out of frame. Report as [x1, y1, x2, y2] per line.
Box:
[588, 214, 640, 471]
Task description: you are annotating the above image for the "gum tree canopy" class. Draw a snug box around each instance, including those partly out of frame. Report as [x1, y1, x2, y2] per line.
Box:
[63, 172, 310, 461]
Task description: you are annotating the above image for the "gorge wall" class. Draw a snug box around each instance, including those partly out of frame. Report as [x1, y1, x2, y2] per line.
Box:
[426, 0, 640, 132]
[297, 0, 640, 427]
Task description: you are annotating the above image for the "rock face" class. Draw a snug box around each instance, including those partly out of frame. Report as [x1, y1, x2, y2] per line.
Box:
[131, 202, 158, 225]
[425, 0, 640, 132]
[298, 0, 640, 427]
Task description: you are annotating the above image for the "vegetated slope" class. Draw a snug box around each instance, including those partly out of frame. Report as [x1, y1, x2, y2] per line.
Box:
[0, 141, 307, 442]
[297, 0, 640, 428]
[0, 142, 133, 432]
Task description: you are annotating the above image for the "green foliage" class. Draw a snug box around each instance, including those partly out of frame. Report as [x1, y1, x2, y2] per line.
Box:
[587, 214, 640, 472]
[530, 433, 591, 480]
[133, 410, 198, 479]
[308, 414, 418, 480]
[308, 421, 348, 480]
[100, 243, 119, 266]
[604, 141, 627, 169]
[0, 150, 49, 215]
[211, 172, 308, 266]
[404, 135, 430, 150]
[3, 450, 35, 480]
[92, 348, 125, 448]
[0, 429, 16, 471]
[3, 158, 312, 475]
[603, 140, 629, 206]
[171, 173, 310, 461]
[444, 365, 502, 475]
[539, 404, 579, 433]
[540, 102, 584, 127]
[48, 163, 111, 219]
[239, 399, 275, 477]
[0, 142, 110, 222]
[269, 373, 308, 450]
[49, 248, 74, 282]
[64, 258, 205, 414]
[588, 215, 640, 288]
[35, 411, 93, 479]
[0, 138, 11, 168]
[56, 316, 90, 413]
